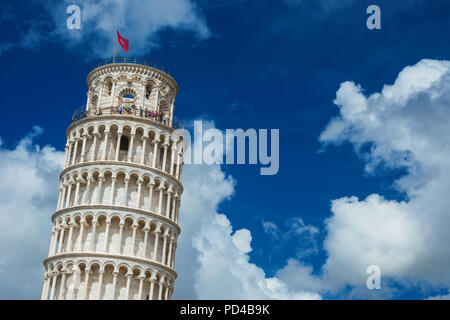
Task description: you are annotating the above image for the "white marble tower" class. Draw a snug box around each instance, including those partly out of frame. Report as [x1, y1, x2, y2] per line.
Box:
[41, 59, 185, 300]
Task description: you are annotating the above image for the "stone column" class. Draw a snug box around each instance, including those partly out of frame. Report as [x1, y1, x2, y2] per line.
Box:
[123, 178, 130, 206]
[167, 236, 174, 267]
[138, 276, 145, 300]
[90, 221, 97, 252]
[86, 90, 91, 110]
[125, 274, 132, 300]
[101, 131, 110, 160]
[140, 137, 147, 164]
[83, 177, 92, 205]
[82, 270, 91, 300]
[155, 88, 160, 113]
[130, 224, 138, 256]
[111, 272, 118, 300]
[60, 184, 67, 210]
[49, 272, 58, 300]
[69, 268, 79, 300]
[103, 221, 111, 252]
[176, 153, 182, 179]
[51, 228, 60, 256]
[58, 271, 67, 300]
[110, 176, 116, 205]
[157, 185, 165, 215]
[71, 139, 79, 166]
[136, 179, 143, 208]
[96, 176, 104, 204]
[57, 225, 66, 254]
[175, 199, 180, 224]
[66, 222, 75, 252]
[65, 181, 73, 208]
[166, 189, 173, 218]
[67, 142, 73, 167]
[147, 180, 155, 211]
[170, 195, 178, 220]
[162, 143, 168, 172]
[164, 285, 170, 300]
[44, 272, 52, 299]
[152, 139, 159, 168]
[97, 271, 104, 300]
[169, 97, 175, 127]
[64, 143, 70, 167]
[142, 227, 149, 258]
[115, 133, 122, 161]
[172, 242, 178, 268]
[56, 187, 63, 211]
[80, 135, 88, 163]
[170, 143, 177, 175]
[91, 133, 98, 161]
[152, 230, 161, 261]
[77, 221, 86, 251]
[148, 278, 156, 300]
[161, 233, 168, 265]
[157, 277, 165, 300]
[117, 223, 124, 254]
[111, 81, 116, 106]
[127, 133, 135, 162]
[73, 178, 81, 206]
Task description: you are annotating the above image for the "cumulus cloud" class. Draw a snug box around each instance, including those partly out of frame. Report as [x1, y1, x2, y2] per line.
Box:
[0, 127, 64, 299]
[1, 0, 209, 58]
[316, 59, 450, 294]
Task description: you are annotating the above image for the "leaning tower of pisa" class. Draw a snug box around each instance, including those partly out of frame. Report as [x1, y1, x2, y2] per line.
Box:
[41, 59, 185, 300]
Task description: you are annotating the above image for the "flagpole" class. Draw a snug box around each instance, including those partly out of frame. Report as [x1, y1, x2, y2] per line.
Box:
[113, 25, 116, 64]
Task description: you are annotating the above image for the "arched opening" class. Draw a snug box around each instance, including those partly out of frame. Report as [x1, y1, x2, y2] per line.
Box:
[105, 78, 113, 95]
[120, 136, 129, 151]
[145, 83, 153, 99]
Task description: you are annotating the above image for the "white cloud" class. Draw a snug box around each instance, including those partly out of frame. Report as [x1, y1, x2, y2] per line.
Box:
[262, 221, 279, 239]
[275, 259, 323, 293]
[315, 58, 450, 294]
[232, 229, 253, 255]
[0, 127, 64, 299]
[322, 194, 424, 290]
[2, 0, 209, 58]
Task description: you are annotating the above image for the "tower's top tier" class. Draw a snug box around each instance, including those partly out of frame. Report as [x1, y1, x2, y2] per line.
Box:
[78, 58, 179, 129]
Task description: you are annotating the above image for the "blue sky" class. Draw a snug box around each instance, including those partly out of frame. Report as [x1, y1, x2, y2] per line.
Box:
[2, 0, 450, 299]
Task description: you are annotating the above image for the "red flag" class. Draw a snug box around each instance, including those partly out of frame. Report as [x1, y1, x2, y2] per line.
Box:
[117, 29, 129, 53]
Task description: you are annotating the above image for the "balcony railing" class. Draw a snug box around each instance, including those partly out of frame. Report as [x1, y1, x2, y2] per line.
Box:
[94, 57, 173, 76]
[71, 106, 183, 129]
